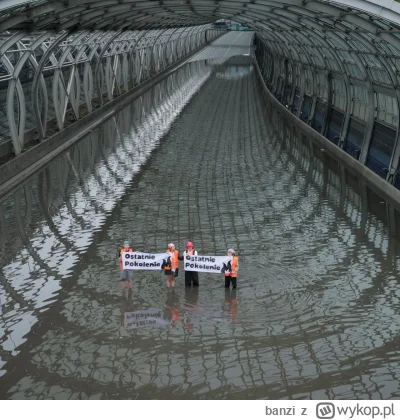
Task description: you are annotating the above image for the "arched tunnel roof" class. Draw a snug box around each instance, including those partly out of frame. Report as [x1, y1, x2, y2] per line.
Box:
[1, 1, 400, 32]
[2, 1, 400, 80]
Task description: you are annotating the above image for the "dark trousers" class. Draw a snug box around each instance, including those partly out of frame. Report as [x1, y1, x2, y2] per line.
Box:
[225, 276, 237, 289]
[185, 271, 199, 287]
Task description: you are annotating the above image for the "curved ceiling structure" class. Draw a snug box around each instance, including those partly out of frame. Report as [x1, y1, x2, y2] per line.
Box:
[2, 1, 400, 185]
[0, 1, 399, 32]
[0, 1, 398, 31]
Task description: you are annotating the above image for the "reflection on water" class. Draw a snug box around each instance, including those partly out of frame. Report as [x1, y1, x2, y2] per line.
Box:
[224, 289, 238, 322]
[216, 65, 253, 80]
[0, 59, 211, 383]
[1, 57, 400, 399]
[124, 308, 168, 329]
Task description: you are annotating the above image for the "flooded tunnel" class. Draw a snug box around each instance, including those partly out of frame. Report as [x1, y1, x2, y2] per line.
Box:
[1, 30, 400, 400]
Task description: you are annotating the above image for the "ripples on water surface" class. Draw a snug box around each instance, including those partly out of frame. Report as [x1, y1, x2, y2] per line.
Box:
[1, 57, 400, 399]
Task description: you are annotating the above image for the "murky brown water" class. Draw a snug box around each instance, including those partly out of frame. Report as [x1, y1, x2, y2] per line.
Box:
[1, 52, 400, 399]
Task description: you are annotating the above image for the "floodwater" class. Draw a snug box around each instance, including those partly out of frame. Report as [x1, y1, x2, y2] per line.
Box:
[2, 48, 400, 399]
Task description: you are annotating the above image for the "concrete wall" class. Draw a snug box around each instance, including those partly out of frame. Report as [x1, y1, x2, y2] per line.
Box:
[0, 42, 215, 199]
[252, 56, 400, 210]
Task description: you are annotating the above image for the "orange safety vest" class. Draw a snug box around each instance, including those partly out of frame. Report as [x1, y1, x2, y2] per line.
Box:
[165, 249, 179, 270]
[120, 247, 133, 270]
[225, 256, 239, 277]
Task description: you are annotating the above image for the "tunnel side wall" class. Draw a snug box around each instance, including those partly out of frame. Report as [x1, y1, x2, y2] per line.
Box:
[253, 30, 400, 189]
[253, 47, 400, 208]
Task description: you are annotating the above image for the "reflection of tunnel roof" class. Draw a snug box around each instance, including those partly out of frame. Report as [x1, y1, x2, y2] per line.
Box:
[2, 1, 400, 93]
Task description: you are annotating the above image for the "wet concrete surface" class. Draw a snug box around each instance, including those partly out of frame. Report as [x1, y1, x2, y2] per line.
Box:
[1, 33, 400, 399]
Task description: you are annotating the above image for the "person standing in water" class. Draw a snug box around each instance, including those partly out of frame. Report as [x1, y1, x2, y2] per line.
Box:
[182, 241, 199, 287]
[224, 248, 239, 289]
[163, 243, 180, 289]
[118, 241, 134, 293]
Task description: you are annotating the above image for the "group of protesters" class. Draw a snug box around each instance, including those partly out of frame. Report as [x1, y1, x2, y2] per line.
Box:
[118, 241, 239, 292]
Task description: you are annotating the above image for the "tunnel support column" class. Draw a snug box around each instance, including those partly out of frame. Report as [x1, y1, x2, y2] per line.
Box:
[322, 72, 333, 137]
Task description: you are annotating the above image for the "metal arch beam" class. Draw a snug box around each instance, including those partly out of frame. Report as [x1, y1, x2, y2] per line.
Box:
[94, 30, 123, 106]
[0, 59, 24, 156]
[321, 71, 333, 136]
[118, 36, 133, 91]
[181, 26, 195, 57]
[103, 31, 137, 97]
[138, 29, 163, 81]
[71, 29, 103, 109]
[73, 31, 102, 66]
[162, 28, 181, 68]
[190, 25, 204, 51]
[32, 30, 71, 141]
[0, 32, 30, 153]
[149, 29, 168, 77]
[261, 41, 275, 86]
[172, 27, 189, 62]
[182, 25, 198, 57]
[6, 31, 54, 155]
[126, 29, 150, 86]
[0, 31, 27, 56]
[262, 9, 337, 68]
[287, 61, 299, 110]
[52, 30, 91, 129]
[82, 31, 115, 112]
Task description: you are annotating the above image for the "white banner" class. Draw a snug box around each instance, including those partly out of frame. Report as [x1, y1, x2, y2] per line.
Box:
[184, 254, 232, 273]
[122, 252, 170, 270]
[124, 308, 169, 329]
